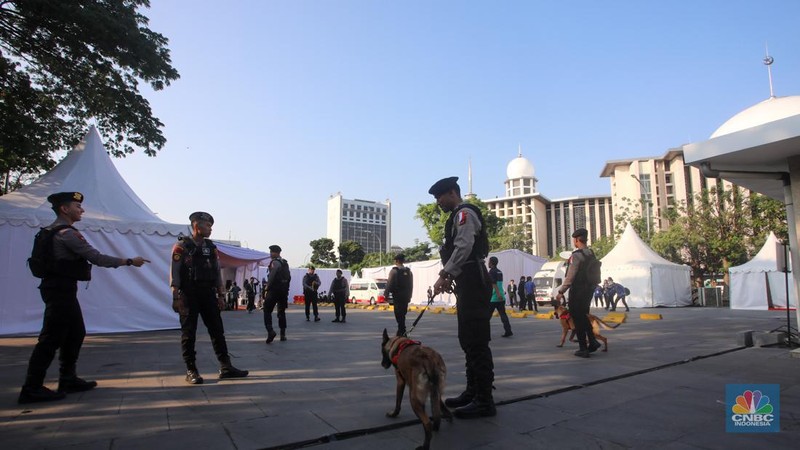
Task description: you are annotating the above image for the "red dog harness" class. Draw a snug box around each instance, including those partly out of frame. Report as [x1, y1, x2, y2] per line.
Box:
[391, 339, 421, 366]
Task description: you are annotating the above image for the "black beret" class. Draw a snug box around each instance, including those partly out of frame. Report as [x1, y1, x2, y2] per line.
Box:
[47, 192, 83, 206]
[189, 211, 214, 225]
[269, 244, 282, 253]
[394, 253, 406, 263]
[572, 228, 588, 239]
[428, 176, 459, 197]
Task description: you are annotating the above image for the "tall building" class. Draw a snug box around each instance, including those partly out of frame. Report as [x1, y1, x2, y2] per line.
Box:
[484, 149, 613, 257]
[327, 193, 391, 256]
[600, 149, 737, 235]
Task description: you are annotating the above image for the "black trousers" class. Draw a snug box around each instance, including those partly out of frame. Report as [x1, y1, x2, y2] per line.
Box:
[568, 293, 596, 350]
[246, 293, 256, 312]
[393, 296, 410, 335]
[490, 301, 512, 334]
[304, 290, 319, 318]
[525, 293, 538, 311]
[333, 293, 347, 319]
[180, 285, 229, 366]
[24, 282, 85, 387]
[455, 264, 494, 397]
[264, 289, 288, 332]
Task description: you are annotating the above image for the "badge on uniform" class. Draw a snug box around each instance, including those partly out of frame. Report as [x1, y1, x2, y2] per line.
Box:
[458, 210, 467, 225]
[173, 253, 181, 261]
[202, 247, 211, 256]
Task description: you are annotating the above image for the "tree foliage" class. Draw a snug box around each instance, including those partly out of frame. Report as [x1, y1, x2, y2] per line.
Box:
[494, 217, 531, 252]
[309, 238, 337, 268]
[415, 196, 505, 248]
[0, 0, 179, 193]
[338, 240, 364, 268]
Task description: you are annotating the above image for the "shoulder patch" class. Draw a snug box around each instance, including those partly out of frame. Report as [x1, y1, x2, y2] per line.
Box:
[458, 210, 468, 225]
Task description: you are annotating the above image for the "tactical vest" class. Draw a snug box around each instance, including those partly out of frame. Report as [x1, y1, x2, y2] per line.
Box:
[390, 266, 413, 297]
[179, 237, 219, 284]
[440, 203, 489, 265]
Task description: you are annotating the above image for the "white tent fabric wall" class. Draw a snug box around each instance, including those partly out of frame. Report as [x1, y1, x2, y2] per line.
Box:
[361, 249, 548, 306]
[600, 223, 692, 307]
[729, 232, 798, 310]
[288, 268, 351, 301]
[0, 128, 189, 336]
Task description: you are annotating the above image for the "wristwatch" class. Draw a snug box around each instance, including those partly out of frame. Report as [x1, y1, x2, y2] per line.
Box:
[126, 258, 133, 266]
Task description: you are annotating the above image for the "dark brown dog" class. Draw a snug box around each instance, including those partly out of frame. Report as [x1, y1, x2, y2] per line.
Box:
[554, 305, 620, 351]
[381, 328, 451, 450]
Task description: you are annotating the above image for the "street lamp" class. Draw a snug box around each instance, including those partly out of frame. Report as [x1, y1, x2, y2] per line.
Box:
[631, 174, 651, 238]
[365, 230, 382, 266]
[524, 203, 538, 256]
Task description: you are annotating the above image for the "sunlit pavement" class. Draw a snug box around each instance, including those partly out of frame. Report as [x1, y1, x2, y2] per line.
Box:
[1, 304, 798, 449]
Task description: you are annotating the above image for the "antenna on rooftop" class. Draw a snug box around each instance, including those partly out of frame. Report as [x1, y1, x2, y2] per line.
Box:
[764, 44, 775, 98]
[518, 143, 522, 158]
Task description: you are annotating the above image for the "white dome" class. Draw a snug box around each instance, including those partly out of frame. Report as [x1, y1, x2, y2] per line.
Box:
[506, 156, 535, 179]
[711, 95, 800, 138]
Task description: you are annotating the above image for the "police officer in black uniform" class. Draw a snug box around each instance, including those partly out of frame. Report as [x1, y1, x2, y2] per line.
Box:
[429, 177, 497, 419]
[556, 228, 601, 358]
[170, 212, 248, 384]
[263, 244, 291, 343]
[385, 253, 413, 337]
[18, 192, 150, 404]
[302, 266, 322, 322]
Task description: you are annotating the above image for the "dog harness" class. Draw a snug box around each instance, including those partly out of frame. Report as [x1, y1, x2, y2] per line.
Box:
[391, 339, 421, 366]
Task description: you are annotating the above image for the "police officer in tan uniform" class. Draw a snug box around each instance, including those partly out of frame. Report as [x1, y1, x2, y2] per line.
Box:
[170, 212, 248, 384]
[429, 177, 497, 419]
[18, 192, 150, 404]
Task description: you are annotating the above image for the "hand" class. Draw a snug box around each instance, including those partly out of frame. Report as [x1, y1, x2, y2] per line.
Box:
[217, 295, 225, 311]
[556, 292, 564, 301]
[171, 291, 188, 315]
[433, 276, 449, 295]
[131, 257, 150, 267]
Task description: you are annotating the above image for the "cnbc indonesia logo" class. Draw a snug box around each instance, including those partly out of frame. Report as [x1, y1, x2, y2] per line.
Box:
[727, 385, 780, 432]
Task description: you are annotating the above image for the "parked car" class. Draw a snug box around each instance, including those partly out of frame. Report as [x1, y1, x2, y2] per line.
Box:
[349, 277, 389, 305]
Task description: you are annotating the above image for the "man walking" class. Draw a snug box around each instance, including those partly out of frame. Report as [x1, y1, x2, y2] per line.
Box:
[488, 257, 513, 338]
[19, 192, 150, 403]
[385, 254, 413, 336]
[429, 176, 496, 418]
[263, 245, 291, 343]
[556, 228, 601, 358]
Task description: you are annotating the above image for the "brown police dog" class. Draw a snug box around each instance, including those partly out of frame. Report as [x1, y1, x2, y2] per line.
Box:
[554, 305, 620, 351]
[381, 328, 451, 450]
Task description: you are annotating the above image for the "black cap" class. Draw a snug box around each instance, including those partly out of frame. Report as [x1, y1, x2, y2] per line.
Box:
[47, 192, 84, 206]
[269, 245, 282, 253]
[189, 211, 214, 225]
[571, 228, 588, 239]
[428, 176, 459, 197]
[394, 253, 406, 263]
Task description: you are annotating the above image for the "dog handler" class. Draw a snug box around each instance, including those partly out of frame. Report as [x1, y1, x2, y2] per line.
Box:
[556, 228, 601, 358]
[429, 176, 496, 418]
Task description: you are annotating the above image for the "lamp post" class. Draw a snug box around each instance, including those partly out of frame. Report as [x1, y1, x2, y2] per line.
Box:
[631, 174, 651, 239]
[365, 230, 382, 266]
[524, 203, 538, 256]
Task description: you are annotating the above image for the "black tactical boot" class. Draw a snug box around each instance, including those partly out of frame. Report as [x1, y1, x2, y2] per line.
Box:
[445, 386, 476, 409]
[18, 385, 66, 404]
[280, 329, 287, 341]
[266, 329, 277, 344]
[453, 393, 496, 419]
[185, 364, 203, 384]
[219, 365, 249, 379]
[58, 367, 97, 393]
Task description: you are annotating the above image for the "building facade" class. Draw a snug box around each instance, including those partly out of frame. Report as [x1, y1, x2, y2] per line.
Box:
[484, 151, 613, 257]
[326, 193, 391, 256]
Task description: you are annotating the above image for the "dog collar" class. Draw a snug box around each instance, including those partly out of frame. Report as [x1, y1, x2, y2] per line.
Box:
[391, 339, 421, 366]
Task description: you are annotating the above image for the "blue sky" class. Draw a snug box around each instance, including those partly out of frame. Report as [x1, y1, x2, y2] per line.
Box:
[111, 1, 800, 265]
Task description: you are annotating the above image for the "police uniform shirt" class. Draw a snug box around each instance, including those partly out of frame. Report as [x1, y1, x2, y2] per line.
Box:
[169, 237, 223, 290]
[49, 218, 122, 268]
[385, 266, 413, 299]
[266, 257, 284, 291]
[443, 204, 482, 278]
[302, 273, 321, 292]
[558, 249, 591, 295]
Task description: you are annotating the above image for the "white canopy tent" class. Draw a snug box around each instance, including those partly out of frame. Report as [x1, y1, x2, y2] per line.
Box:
[729, 232, 798, 310]
[600, 223, 692, 307]
[0, 128, 188, 335]
[361, 249, 548, 306]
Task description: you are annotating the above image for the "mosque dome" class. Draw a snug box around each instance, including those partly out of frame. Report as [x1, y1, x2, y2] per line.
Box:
[711, 95, 800, 138]
[506, 155, 535, 179]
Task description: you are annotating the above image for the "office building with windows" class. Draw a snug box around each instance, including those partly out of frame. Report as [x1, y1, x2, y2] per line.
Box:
[326, 193, 391, 256]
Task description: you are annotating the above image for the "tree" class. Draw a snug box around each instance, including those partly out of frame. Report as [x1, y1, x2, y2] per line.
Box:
[612, 196, 652, 242]
[590, 235, 616, 260]
[0, 0, 179, 193]
[309, 238, 337, 268]
[415, 196, 504, 247]
[402, 240, 432, 262]
[494, 218, 531, 252]
[338, 240, 364, 268]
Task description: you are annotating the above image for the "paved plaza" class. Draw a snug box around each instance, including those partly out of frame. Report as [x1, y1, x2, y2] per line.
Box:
[1, 303, 798, 449]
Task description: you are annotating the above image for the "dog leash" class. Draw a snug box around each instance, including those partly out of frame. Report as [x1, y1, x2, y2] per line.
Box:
[405, 291, 437, 337]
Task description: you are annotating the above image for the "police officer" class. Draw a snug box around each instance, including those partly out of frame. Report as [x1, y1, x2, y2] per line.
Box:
[429, 177, 496, 419]
[170, 212, 248, 384]
[329, 269, 349, 323]
[18, 192, 150, 404]
[385, 253, 413, 337]
[263, 244, 290, 342]
[302, 266, 321, 322]
[555, 228, 601, 358]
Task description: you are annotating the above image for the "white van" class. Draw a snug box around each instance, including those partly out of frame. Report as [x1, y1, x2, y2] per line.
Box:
[533, 254, 572, 307]
[348, 278, 389, 305]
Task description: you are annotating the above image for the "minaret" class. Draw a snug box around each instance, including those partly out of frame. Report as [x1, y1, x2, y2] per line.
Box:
[465, 158, 476, 199]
